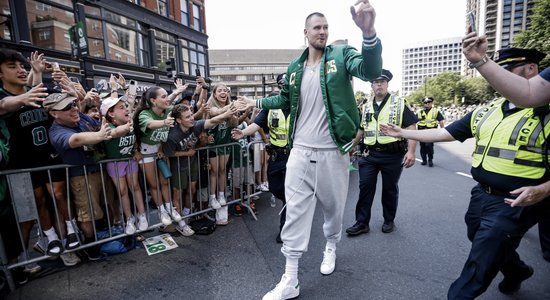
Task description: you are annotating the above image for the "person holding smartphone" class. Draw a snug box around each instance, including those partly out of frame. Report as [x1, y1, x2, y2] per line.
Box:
[379, 47, 550, 299]
[462, 32, 550, 108]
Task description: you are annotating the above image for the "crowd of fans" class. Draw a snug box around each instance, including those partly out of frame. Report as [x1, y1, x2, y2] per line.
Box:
[0, 48, 269, 287]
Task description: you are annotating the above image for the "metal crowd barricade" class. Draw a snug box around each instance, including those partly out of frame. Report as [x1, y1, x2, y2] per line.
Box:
[0, 140, 266, 292]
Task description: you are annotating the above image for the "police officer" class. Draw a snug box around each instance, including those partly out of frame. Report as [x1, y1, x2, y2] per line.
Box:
[417, 96, 444, 166]
[231, 73, 290, 243]
[346, 69, 418, 236]
[380, 47, 550, 298]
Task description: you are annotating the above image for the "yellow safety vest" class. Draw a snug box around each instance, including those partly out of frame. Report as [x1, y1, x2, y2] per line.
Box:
[362, 95, 405, 145]
[471, 98, 550, 179]
[267, 109, 290, 147]
[417, 108, 439, 128]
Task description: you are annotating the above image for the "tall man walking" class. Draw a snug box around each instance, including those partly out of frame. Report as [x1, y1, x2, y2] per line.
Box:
[236, 1, 382, 299]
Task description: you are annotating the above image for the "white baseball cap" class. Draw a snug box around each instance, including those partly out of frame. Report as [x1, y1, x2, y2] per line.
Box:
[100, 97, 121, 116]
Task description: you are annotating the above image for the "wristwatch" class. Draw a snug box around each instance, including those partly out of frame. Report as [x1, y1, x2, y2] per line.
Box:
[468, 55, 488, 69]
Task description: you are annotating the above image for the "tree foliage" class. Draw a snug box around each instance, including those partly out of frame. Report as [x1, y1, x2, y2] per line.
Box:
[513, 0, 550, 69]
[405, 72, 495, 107]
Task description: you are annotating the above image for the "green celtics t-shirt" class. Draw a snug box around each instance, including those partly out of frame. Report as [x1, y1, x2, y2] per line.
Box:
[138, 108, 171, 145]
[104, 124, 136, 159]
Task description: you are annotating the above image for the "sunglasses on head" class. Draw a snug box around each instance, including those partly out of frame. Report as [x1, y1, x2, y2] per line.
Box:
[55, 100, 78, 112]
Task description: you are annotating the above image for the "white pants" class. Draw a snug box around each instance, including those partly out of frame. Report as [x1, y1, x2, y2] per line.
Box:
[281, 145, 350, 259]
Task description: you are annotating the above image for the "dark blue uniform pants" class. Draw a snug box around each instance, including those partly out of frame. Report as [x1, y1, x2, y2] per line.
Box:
[267, 154, 288, 231]
[419, 141, 434, 162]
[539, 218, 550, 257]
[447, 184, 549, 299]
[355, 150, 404, 225]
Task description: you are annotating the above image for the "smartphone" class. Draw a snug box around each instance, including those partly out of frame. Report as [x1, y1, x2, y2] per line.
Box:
[69, 77, 80, 83]
[128, 80, 137, 96]
[51, 62, 60, 72]
[467, 11, 476, 34]
[195, 68, 201, 77]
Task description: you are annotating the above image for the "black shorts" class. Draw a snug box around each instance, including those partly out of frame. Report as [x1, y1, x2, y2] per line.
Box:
[30, 168, 66, 188]
[0, 207, 23, 261]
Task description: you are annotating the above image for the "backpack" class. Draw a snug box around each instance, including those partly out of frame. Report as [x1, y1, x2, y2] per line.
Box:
[96, 226, 136, 255]
[189, 218, 216, 235]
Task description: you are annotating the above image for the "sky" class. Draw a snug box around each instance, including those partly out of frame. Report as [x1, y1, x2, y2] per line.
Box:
[205, 0, 467, 93]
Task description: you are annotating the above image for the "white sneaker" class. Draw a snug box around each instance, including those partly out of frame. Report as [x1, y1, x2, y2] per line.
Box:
[218, 194, 227, 206]
[262, 274, 299, 300]
[209, 195, 221, 209]
[176, 224, 195, 237]
[60, 252, 81, 267]
[158, 210, 172, 226]
[260, 182, 269, 192]
[170, 208, 182, 222]
[125, 216, 137, 235]
[137, 213, 149, 231]
[320, 248, 336, 275]
[23, 262, 41, 274]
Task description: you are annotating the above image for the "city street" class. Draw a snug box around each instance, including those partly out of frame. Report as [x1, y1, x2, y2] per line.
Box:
[6, 139, 550, 300]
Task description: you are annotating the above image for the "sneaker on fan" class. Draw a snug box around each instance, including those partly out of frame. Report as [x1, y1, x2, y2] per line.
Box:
[137, 213, 149, 231]
[158, 210, 172, 226]
[170, 208, 182, 222]
[176, 224, 195, 236]
[218, 194, 227, 206]
[125, 216, 137, 235]
[60, 252, 81, 267]
[24, 262, 41, 274]
[209, 195, 221, 209]
[262, 274, 300, 300]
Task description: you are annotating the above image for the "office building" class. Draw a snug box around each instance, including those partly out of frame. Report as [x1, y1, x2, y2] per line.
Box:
[401, 37, 463, 97]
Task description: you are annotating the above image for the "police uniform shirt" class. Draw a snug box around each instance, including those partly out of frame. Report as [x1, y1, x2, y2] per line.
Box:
[364, 93, 418, 129]
[418, 108, 444, 129]
[445, 103, 550, 192]
[253, 108, 291, 138]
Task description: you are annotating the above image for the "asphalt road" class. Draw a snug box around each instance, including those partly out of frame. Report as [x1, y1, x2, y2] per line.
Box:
[6, 139, 550, 300]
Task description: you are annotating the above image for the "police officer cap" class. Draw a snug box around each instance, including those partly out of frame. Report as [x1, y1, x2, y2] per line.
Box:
[492, 48, 546, 70]
[371, 69, 393, 82]
[276, 73, 286, 85]
[423, 97, 434, 103]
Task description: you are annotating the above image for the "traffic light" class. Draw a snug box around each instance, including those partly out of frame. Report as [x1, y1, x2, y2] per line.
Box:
[460, 87, 465, 97]
[166, 58, 176, 78]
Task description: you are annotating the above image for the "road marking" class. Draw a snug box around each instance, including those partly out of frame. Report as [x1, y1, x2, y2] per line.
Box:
[456, 172, 472, 178]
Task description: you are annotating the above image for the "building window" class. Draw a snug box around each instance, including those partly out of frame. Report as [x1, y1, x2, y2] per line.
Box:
[154, 29, 176, 71]
[158, 0, 167, 17]
[192, 3, 201, 31]
[0, 1, 12, 41]
[38, 30, 50, 40]
[180, 0, 189, 26]
[27, 0, 74, 52]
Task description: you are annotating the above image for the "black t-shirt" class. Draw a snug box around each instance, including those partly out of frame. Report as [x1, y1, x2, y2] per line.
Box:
[0, 87, 61, 169]
[164, 120, 205, 171]
[445, 106, 549, 191]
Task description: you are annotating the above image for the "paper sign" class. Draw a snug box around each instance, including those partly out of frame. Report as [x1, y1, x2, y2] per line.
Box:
[142, 233, 178, 256]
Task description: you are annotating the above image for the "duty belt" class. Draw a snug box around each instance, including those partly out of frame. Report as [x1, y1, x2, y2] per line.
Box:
[479, 184, 511, 197]
[367, 142, 402, 153]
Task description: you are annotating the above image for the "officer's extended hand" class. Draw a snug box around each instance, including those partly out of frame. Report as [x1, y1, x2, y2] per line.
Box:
[505, 185, 548, 207]
[379, 123, 403, 138]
